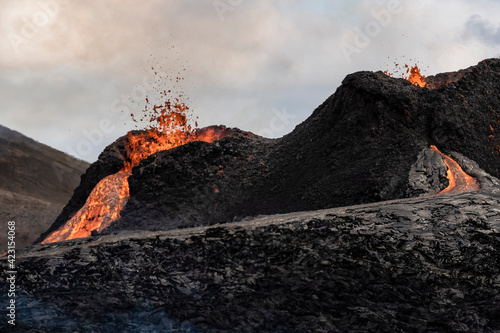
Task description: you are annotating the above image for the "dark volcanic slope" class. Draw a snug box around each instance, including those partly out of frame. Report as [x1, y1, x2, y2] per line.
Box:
[274, 58, 500, 210]
[0, 125, 88, 249]
[0, 125, 88, 203]
[4, 191, 500, 332]
[33, 130, 133, 243]
[39, 59, 500, 241]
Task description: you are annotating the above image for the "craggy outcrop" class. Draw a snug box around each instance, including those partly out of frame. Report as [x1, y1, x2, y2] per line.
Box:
[407, 147, 449, 195]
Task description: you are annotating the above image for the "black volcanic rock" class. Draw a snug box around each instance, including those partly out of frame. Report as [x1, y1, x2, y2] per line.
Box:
[428, 59, 500, 178]
[273, 59, 500, 210]
[5, 191, 500, 332]
[110, 133, 271, 232]
[36, 126, 252, 242]
[109, 59, 500, 235]
[39, 59, 500, 241]
[267, 70, 431, 208]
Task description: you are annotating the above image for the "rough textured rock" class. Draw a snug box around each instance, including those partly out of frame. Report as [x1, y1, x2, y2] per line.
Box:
[38, 59, 500, 240]
[4, 191, 500, 332]
[428, 60, 500, 180]
[407, 147, 448, 196]
[449, 150, 500, 195]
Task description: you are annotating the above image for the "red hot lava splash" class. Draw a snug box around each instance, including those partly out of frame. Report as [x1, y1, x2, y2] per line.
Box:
[384, 63, 426, 87]
[430, 145, 479, 194]
[42, 76, 232, 244]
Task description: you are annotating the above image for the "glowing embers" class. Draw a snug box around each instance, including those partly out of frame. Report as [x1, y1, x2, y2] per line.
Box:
[384, 63, 426, 87]
[123, 130, 188, 172]
[430, 145, 479, 194]
[41, 171, 131, 244]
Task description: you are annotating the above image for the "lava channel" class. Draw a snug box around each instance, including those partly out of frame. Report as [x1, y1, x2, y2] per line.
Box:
[41, 171, 131, 244]
[430, 145, 480, 194]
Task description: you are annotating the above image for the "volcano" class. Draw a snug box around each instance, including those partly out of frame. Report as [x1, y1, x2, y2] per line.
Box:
[4, 58, 500, 332]
[36, 58, 500, 243]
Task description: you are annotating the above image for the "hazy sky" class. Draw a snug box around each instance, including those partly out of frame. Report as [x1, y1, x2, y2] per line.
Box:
[1, 0, 500, 162]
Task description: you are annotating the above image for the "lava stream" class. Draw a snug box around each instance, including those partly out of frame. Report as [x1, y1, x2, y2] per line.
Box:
[41, 171, 131, 244]
[430, 145, 479, 194]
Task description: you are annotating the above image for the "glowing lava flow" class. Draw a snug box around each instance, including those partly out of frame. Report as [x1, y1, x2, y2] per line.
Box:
[430, 145, 480, 194]
[41, 171, 131, 244]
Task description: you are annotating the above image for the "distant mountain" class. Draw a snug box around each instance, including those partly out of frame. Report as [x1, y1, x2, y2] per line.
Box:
[0, 124, 88, 250]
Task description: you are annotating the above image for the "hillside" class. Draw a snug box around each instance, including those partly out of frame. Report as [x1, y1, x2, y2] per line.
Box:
[0, 125, 89, 250]
[4, 59, 500, 332]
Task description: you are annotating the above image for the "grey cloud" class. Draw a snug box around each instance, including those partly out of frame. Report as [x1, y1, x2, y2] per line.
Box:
[464, 14, 500, 45]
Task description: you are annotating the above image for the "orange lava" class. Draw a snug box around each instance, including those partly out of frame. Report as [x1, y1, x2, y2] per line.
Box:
[41, 171, 131, 244]
[430, 145, 479, 194]
[384, 63, 426, 87]
[406, 65, 426, 87]
[42, 72, 232, 244]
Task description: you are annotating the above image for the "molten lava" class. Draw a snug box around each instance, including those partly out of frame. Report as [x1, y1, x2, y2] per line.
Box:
[406, 65, 426, 87]
[430, 145, 479, 194]
[42, 76, 234, 244]
[384, 63, 426, 87]
[41, 171, 131, 244]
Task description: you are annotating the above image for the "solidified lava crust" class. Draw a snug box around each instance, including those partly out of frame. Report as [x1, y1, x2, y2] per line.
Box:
[5, 192, 500, 332]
